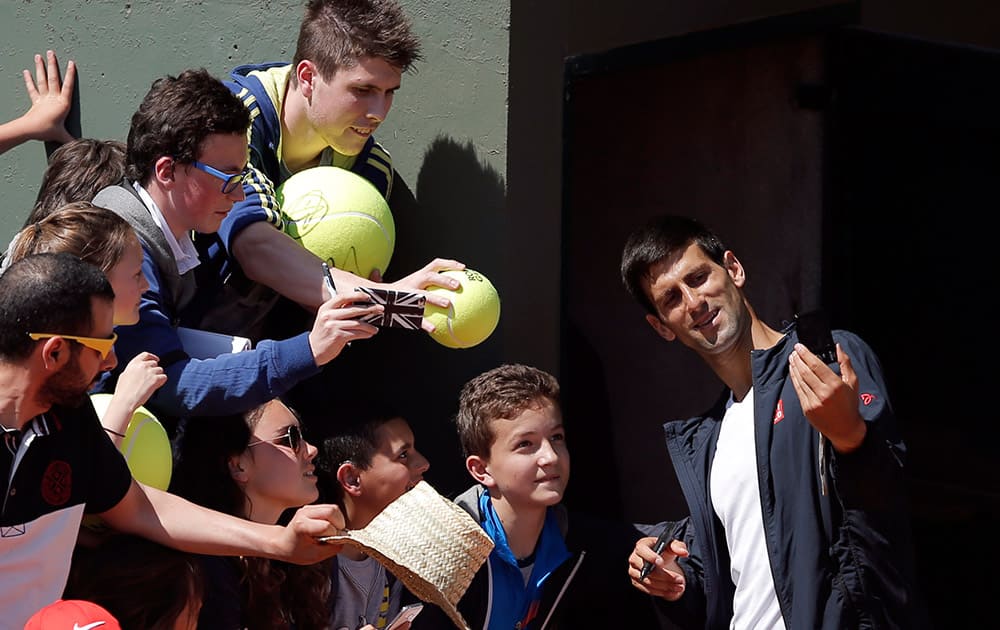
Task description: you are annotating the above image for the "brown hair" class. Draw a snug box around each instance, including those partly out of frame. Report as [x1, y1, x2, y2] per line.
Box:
[170, 402, 330, 630]
[7, 201, 137, 275]
[65, 534, 204, 630]
[454, 364, 561, 459]
[620, 214, 728, 316]
[28, 138, 127, 224]
[291, 0, 422, 85]
[125, 68, 250, 184]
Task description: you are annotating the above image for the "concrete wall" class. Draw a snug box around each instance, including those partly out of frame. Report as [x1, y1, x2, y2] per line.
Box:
[0, 0, 510, 268]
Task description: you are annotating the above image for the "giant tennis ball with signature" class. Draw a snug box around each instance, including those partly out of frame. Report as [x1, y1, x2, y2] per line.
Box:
[278, 166, 395, 280]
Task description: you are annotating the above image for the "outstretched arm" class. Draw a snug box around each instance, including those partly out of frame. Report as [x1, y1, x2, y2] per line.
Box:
[100, 480, 345, 565]
[0, 50, 76, 154]
[232, 221, 465, 332]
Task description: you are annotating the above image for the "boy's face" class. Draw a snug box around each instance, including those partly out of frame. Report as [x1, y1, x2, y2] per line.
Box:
[356, 417, 429, 518]
[304, 56, 402, 156]
[164, 132, 248, 235]
[105, 235, 148, 326]
[473, 399, 569, 510]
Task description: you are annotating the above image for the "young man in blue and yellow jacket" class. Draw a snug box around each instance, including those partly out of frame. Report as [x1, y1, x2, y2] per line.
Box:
[190, 0, 462, 341]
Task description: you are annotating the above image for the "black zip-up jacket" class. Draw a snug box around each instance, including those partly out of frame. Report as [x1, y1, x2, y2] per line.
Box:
[657, 330, 927, 630]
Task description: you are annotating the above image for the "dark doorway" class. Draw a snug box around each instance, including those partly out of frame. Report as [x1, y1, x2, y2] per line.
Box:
[562, 7, 997, 627]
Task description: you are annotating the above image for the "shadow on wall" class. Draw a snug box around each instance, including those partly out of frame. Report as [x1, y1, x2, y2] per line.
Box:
[382, 135, 509, 499]
[391, 135, 506, 275]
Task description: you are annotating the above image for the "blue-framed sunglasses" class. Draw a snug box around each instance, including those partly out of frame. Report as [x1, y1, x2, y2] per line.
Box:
[190, 161, 252, 194]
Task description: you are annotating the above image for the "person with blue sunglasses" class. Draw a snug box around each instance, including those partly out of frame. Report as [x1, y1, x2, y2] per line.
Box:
[92, 68, 383, 435]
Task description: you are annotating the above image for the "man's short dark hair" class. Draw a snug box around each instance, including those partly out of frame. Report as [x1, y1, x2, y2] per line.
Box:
[125, 68, 250, 184]
[454, 364, 561, 459]
[620, 214, 728, 315]
[0, 252, 114, 360]
[292, 0, 423, 84]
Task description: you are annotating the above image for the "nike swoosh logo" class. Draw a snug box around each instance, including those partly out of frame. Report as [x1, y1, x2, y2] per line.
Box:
[74, 623, 106, 630]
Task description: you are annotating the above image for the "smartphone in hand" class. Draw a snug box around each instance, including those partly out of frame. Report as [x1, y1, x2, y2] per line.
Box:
[794, 310, 837, 364]
[385, 603, 424, 630]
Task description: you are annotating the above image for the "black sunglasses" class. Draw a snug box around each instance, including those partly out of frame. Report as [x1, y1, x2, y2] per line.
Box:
[247, 425, 303, 453]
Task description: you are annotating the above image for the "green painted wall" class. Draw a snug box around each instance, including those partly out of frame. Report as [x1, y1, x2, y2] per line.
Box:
[0, 0, 510, 252]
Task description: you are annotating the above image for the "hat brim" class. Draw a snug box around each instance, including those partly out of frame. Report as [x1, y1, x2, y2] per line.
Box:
[324, 480, 493, 630]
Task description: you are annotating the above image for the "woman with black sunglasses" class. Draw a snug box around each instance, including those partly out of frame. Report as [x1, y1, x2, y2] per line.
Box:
[169, 398, 333, 630]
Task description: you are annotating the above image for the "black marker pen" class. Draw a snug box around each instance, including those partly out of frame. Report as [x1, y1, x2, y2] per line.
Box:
[639, 526, 672, 580]
[322, 261, 337, 297]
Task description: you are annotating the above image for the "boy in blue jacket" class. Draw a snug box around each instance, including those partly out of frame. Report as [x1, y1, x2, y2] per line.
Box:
[415, 364, 657, 630]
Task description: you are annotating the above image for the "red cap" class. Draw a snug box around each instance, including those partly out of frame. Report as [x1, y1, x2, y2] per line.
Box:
[23, 599, 122, 629]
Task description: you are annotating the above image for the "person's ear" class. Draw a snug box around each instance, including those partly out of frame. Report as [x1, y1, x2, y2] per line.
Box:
[296, 60, 316, 99]
[645, 313, 677, 342]
[466, 455, 495, 488]
[337, 462, 363, 497]
[228, 454, 249, 483]
[723, 250, 746, 288]
[38, 337, 69, 370]
[153, 156, 176, 187]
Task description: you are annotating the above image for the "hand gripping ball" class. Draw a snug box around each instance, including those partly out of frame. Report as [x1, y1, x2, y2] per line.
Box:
[277, 166, 396, 280]
[89, 392, 172, 491]
[424, 269, 501, 349]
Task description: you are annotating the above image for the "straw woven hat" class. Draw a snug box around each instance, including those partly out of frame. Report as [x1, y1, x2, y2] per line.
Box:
[322, 480, 493, 630]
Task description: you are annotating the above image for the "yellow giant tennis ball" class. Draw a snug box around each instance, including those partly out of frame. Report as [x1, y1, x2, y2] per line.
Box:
[89, 393, 172, 491]
[425, 269, 501, 349]
[277, 166, 395, 279]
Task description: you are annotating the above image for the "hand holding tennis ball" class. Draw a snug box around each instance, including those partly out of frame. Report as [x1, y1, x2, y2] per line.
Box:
[90, 392, 173, 491]
[424, 269, 501, 349]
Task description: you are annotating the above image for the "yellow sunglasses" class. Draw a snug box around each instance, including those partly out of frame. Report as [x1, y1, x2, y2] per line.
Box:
[28, 332, 118, 359]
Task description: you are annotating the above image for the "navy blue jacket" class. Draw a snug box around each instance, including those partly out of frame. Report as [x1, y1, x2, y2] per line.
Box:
[93, 183, 321, 432]
[659, 329, 926, 629]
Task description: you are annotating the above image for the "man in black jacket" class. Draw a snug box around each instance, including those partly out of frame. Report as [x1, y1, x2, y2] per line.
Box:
[622, 215, 925, 629]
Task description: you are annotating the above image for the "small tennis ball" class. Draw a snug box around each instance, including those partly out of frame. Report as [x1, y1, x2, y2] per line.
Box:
[89, 393, 172, 491]
[425, 269, 501, 349]
[277, 166, 396, 279]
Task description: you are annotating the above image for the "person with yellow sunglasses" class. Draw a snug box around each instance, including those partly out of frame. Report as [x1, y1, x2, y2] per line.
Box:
[1, 252, 349, 630]
[6, 202, 167, 446]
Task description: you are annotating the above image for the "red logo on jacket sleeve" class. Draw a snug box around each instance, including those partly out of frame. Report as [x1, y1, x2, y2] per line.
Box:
[860, 393, 876, 406]
[41, 460, 72, 505]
